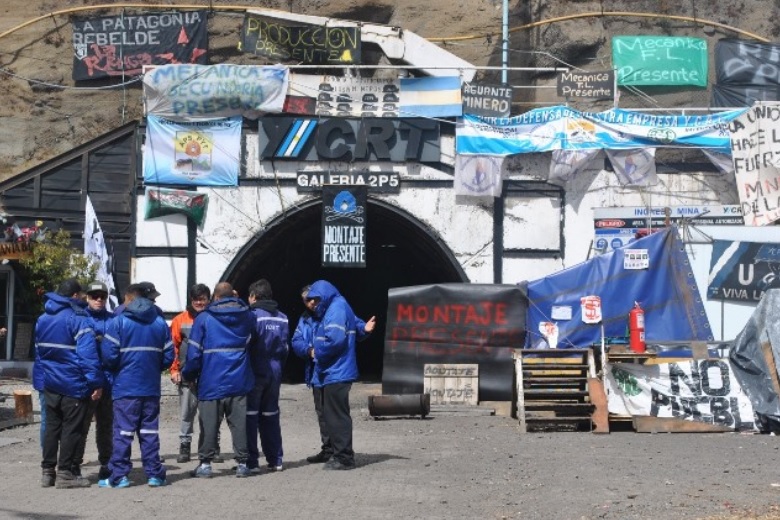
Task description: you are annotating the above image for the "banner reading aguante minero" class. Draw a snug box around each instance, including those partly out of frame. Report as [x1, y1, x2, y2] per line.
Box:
[382, 284, 527, 402]
[321, 185, 367, 268]
[72, 10, 208, 81]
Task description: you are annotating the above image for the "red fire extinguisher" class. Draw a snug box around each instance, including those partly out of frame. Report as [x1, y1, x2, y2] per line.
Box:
[628, 302, 646, 353]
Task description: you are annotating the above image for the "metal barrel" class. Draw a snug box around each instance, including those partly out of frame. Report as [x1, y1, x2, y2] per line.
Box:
[368, 393, 431, 418]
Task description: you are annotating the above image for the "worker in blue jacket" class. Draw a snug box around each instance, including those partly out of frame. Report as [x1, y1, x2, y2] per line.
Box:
[183, 282, 257, 479]
[292, 284, 374, 465]
[246, 278, 289, 473]
[74, 280, 115, 481]
[99, 289, 173, 489]
[306, 280, 370, 471]
[35, 278, 103, 489]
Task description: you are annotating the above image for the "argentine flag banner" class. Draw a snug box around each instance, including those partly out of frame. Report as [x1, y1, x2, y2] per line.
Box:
[143, 115, 242, 186]
[457, 105, 747, 156]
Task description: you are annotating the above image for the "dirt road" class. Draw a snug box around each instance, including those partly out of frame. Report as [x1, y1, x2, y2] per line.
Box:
[1, 380, 779, 519]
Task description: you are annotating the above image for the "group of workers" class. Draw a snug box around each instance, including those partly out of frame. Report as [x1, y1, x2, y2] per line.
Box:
[33, 276, 374, 489]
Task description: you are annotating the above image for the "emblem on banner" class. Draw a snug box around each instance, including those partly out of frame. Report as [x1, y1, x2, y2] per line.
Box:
[580, 295, 602, 324]
[324, 190, 365, 223]
[175, 131, 213, 175]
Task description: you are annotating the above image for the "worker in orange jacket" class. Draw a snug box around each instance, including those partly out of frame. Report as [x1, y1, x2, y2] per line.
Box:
[170, 283, 211, 463]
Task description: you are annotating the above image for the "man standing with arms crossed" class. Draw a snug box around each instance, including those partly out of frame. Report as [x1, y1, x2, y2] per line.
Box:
[35, 278, 103, 488]
[74, 280, 114, 481]
[183, 282, 256, 479]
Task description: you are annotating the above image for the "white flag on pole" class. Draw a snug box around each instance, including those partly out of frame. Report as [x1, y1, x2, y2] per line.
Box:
[84, 195, 118, 310]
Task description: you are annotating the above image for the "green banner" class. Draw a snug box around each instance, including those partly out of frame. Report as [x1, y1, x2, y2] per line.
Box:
[612, 36, 708, 87]
[145, 187, 208, 227]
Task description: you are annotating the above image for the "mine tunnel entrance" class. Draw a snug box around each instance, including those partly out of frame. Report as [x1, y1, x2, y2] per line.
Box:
[223, 198, 468, 382]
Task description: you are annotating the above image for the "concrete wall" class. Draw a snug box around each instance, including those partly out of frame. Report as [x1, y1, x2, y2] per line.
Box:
[135, 132, 754, 342]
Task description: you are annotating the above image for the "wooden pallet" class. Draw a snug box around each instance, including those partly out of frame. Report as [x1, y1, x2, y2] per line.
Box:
[513, 349, 599, 433]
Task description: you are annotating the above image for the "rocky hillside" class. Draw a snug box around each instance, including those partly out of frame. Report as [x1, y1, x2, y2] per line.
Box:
[0, 0, 776, 179]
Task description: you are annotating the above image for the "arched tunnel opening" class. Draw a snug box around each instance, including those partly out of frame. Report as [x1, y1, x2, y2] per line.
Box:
[223, 197, 468, 383]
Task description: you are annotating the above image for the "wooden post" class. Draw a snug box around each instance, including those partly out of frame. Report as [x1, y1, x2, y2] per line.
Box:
[13, 390, 33, 420]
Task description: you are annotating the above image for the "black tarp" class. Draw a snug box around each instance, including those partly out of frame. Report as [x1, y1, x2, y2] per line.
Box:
[382, 283, 527, 402]
[729, 288, 780, 426]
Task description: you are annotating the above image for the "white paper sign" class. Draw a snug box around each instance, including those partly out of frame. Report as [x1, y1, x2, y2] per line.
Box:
[551, 305, 572, 320]
[623, 248, 649, 269]
[538, 321, 559, 349]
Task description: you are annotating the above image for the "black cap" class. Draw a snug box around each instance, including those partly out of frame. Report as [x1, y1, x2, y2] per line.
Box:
[56, 278, 82, 297]
[86, 280, 109, 294]
[137, 281, 161, 300]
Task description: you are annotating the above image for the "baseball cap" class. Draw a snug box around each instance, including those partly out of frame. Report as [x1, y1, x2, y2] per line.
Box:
[86, 280, 109, 294]
[137, 281, 161, 300]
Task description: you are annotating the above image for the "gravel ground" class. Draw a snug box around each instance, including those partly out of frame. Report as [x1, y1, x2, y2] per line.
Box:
[1, 377, 780, 519]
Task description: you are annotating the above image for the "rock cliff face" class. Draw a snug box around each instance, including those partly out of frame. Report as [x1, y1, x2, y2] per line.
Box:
[0, 0, 775, 178]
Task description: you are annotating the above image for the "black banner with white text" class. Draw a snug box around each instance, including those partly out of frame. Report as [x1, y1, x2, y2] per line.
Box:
[321, 185, 367, 268]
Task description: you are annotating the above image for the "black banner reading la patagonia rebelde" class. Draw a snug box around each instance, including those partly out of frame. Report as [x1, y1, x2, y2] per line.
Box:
[72, 10, 208, 81]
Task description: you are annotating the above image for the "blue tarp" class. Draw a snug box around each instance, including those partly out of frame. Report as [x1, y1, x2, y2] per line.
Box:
[526, 226, 713, 348]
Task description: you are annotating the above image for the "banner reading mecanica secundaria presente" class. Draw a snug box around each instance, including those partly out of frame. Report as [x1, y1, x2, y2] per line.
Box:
[143, 64, 289, 120]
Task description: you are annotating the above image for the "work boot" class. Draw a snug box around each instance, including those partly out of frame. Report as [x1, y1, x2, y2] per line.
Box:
[55, 470, 91, 488]
[41, 468, 55, 488]
[306, 451, 333, 463]
[177, 441, 191, 463]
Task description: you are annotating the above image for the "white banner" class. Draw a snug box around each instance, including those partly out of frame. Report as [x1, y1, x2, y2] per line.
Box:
[729, 102, 780, 226]
[143, 64, 289, 120]
[84, 196, 118, 311]
[604, 359, 756, 430]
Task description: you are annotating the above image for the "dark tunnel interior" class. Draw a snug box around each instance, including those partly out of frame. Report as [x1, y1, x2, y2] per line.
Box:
[223, 198, 468, 383]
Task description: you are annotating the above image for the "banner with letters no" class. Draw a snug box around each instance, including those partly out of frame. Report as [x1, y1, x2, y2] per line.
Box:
[72, 11, 208, 81]
[321, 185, 367, 268]
[605, 359, 755, 430]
